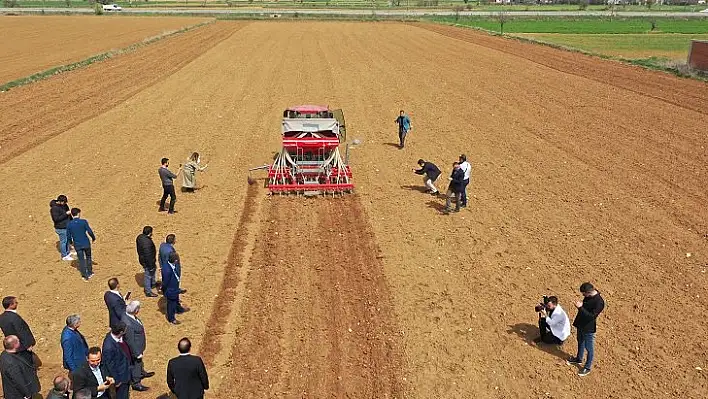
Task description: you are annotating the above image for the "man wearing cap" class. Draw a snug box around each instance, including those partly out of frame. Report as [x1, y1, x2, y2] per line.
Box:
[50, 195, 73, 261]
[159, 158, 180, 215]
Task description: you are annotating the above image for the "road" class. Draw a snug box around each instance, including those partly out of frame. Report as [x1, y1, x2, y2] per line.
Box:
[1, 7, 707, 17]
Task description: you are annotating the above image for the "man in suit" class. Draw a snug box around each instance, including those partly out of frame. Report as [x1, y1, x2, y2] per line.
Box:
[61, 314, 89, 376]
[0, 296, 37, 366]
[166, 338, 209, 399]
[71, 347, 114, 399]
[102, 323, 132, 399]
[66, 208, 96, 281]
[121, 301, 154, 392]
[135, 226, 159, 298]
[45, 375, 70, 399]
[158, 234, 186, 294]
[0, 335, 41, 399]
[104, 278, 128, 330]
[161, 252, 189, 325]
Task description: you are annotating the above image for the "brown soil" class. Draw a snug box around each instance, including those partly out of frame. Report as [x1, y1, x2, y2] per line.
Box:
[0, 15, 211, 83]
[0, 21, 707, 399]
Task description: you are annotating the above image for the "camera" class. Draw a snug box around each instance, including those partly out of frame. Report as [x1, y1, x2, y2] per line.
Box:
[534, 295, 550, 312]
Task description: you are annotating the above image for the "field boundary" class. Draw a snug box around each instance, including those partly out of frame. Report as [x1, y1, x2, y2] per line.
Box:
[0, 18, 215, 91]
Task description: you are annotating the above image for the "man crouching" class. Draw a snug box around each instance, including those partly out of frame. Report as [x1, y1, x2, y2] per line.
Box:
[535, 295, 570, 345]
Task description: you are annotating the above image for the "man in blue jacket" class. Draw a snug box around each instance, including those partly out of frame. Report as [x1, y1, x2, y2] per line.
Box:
[102, 322, 132, 399]
[66, 208, 96, 281]
[159, 234, 186, 294]
[443, 162, 465, 214]
[395, 110, 412, 149]
[61, 314, 88, 376]
[161, 252, 189, 325]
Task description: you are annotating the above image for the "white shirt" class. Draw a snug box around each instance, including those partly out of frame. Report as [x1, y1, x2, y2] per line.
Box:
[546, 304, 571, 341]
[110, 290, 122, 299]
[90, 365, 105, 397]
[126, 313, 142, 325]
[460, 161, 472, 180]
[110, 333, 123, 343]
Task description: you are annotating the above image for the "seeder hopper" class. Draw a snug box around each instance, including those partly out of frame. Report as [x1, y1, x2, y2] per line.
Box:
[249, 105, 353, 195]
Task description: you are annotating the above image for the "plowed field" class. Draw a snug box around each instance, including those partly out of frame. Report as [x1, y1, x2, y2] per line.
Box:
[0, 20, 706, 399]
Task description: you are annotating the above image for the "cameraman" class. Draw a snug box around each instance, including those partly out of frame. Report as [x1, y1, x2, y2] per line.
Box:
[536, 296, 570, 345]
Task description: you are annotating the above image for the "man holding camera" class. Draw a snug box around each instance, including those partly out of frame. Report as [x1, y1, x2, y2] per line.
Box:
[535, 296, 570, 345]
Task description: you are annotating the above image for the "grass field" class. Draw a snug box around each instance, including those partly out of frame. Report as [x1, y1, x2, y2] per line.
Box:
[437, 17, 708, 34]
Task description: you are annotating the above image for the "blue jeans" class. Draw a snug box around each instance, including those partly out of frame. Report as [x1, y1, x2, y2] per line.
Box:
[461, 179, 470, 206]
[576, 331, 596, 370]
[76, 247, 93, 279]
[143, 268, 156, 295]
[55, 228, 69, 257]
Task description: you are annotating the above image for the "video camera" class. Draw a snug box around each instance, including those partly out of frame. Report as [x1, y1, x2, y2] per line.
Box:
[534, 295, 550, 312]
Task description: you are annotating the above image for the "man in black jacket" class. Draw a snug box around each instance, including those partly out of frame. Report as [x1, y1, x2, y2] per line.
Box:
[50, 195, 73, 261]
[567, 282, 605, 377]
[166, 338, 209, 399]
[71, 347, 114, 399]
[413, 159, 441, 195]
[443, 162, 465, 214]
[0, 335, 41, 399]
[0, 297, 36, 366]
[136, 226, 158, 298]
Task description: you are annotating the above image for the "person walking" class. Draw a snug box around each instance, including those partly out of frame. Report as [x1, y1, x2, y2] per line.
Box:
[443, 162, 465, 214]
[458, 154, 472, 208]
[0, 297, 36, 366]
[102, 323, 132, 399]
[45, 375, 70, 399]
[166, 338, 209, 399]
[71, 347, 114, 399]
[159, 158, 180, 214]
[567, 282, 606, 377]
[0, 335, 41, 399]
[121, 301, 155, 392]
[61, 314, 89, 376]
[104, 278, 129, 330]
[66, 208, 96, 281]
[162, 252, 189, 325]
[136, 227, 158, 298]
[394, 110, 412, 149]
[413, 159, 441, 195]
[181, 152, 208, 193]
[50, 195, 74, 261]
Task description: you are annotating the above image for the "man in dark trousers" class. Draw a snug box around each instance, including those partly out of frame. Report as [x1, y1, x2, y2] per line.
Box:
[104, 278, 128, 330]
[413, 159, 441, 195]
[0, 296, 36, 366]
[121, 301, 155, 392]
[66, 208, 96, 281]
[458, 154, 472, 208]
[50, 195, 73, 261]
[159, 235, 186, 295]
[136, 226, 158, 298]
[0, 335, 41, 399]
[102, 323, 132, 399]
[166, 338, 209, 399]
[161, 252, 189, 325]
[159, 158, 180, 214]
[71, 347, 114, 399]
[61, 314, 89, 376]
[394, 110, 412, 149]
[443, 162, 465, 214]
[567, 282, 605, 377]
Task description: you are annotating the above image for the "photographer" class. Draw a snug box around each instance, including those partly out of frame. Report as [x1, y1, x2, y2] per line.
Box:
[535, 296, 570, 345]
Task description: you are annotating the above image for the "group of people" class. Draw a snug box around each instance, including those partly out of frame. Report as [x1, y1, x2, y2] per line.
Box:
[534, 282, 606, 377]
[413, 154, 471, 214]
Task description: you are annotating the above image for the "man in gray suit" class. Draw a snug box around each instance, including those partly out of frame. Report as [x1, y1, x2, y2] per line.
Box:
[121, 301, 154, 392]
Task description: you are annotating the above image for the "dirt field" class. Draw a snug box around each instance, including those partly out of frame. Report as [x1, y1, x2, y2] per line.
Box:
[0, 20, 707, 399]
[0, 15, 210, 83]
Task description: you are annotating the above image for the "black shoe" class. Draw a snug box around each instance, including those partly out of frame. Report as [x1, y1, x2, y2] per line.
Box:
[132, 384, 149, 391]
[532, 337, 542, 344]
[158, 208, 167, 212]
[176, 306, 190, 314]
[168, 210, 178, 214]
[179, 288, 187, 294]
[566, 357, 582, 366]
[169, 320, 181, 325]
[430, 191, 439, 196]
[145, 292, 158, 298]
[141, 371, 155, 378]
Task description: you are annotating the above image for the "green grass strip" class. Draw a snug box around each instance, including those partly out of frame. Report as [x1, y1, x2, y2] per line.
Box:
[0, 19, 215, 92]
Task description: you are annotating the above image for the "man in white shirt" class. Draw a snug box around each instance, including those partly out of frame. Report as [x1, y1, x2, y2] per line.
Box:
[536, 296, 571, 345]
[458, 154, 471, 208]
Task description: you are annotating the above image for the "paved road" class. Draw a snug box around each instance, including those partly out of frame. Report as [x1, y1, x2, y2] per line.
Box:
[2, 7, 707, 17]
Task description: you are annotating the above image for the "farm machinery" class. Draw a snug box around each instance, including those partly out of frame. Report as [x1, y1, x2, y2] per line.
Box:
[249, 105, 354, 195]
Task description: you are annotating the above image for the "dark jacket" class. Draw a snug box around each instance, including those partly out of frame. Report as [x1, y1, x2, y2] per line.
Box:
[161, 262, 181, 300]
[70, 360, 110, 399]
[572, 292, 605, 333]
[136, 234, 157, 270]
[66, 218, 95, 250]
[101, 333, 131, 384]
[167, 354, 209, 399]
[121, 314, 146, 359]
[50, 200, 72, 230]
[61, 326, 89, 372]
[0, 311, 36, 350]
[0, 351, 40, 399]
[46, 388, 69, 399]
[414, 162, 441, 181]
[103, 292, 126, 330]
[159, 242, 180, 276]
[448, 167, 465, 193]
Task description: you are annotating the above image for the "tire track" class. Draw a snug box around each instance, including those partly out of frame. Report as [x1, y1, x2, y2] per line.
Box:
[218, 195, 405, 398]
